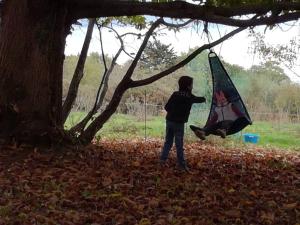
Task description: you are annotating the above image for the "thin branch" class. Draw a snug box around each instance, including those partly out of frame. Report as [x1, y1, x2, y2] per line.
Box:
[78, 17, 164, 142]
[120, 32, 142, 38]
[97, 47, 122, 107]
[129, 26, 246, 88]
[107, 19, 193, 62]
[69, 46, 123, 134]
[161, 19, 194, 28]
[123, 17, 164, 81]
[283, 63, 300, 78]
[69, 31, 124, 134]
[278, 21, 298, 32]
[92, 21, 108, 112]
[104, 26, 137, 59]
[62, 18, 96, 123]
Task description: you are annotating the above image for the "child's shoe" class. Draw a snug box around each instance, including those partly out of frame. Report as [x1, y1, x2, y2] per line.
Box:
[195, 130, 206, 140]
[190, 125, 206, 140]
[216, 129, 226, 138]
[159, 160, 167, 167]
[177, 164, 191, 173]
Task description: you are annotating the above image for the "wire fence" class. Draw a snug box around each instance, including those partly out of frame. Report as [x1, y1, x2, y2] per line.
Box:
[117, 102, 300, 137]
[69, 101, 300, 142]
[120, 102, 300, 122]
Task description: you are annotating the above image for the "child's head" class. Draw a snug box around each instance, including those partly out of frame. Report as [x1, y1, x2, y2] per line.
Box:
[178, 76, 193, 92]
[215, 90, 229, 104]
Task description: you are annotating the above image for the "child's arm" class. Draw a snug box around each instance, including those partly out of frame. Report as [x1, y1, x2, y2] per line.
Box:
[191, 94, 206, 103]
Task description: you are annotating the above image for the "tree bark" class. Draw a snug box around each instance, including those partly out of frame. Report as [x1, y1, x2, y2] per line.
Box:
[0, 0, 70, 144]
[79, 80, 129, 144]
[69, 1, 300, 27]
[62, 18, 96, 123]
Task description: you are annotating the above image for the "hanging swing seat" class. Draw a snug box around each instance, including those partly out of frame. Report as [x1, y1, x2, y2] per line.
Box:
[190, 51, 252, 137]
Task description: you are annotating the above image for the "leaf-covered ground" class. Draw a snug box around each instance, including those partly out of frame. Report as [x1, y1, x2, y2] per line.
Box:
[0, 140, 299, 225]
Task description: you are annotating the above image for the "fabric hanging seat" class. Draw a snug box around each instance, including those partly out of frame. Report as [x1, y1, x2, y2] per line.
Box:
[191, 51, 252, 136]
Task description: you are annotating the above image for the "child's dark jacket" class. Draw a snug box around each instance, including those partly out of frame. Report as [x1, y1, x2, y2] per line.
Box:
[165, 91, 205, 123]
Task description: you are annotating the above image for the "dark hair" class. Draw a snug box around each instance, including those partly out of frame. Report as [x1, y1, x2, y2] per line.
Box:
[216, 89, 230, 99]
[178, 76, 193, 91]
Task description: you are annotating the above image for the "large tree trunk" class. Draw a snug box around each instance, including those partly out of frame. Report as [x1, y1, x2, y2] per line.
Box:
[0, 0, 70, 144]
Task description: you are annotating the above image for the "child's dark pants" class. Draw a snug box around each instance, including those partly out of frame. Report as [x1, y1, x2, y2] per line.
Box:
[160, 120, 185, 167]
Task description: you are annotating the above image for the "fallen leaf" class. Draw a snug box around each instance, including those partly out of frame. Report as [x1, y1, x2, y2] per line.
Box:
[224, 209, 241, 218]
[283, 202, 297, 209]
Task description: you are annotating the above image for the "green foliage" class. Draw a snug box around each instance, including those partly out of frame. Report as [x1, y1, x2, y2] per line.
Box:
[66, 112, 300, 149]
[98, 16, 146, 29]
[63, 48, 300, 122]
[249, 30, 300, 68]
[249, 61, 289, 84]
[140, 39, 177, 70]
[81, 52, 104, 85]
[243, 121, 300, 149]
[274, 83, 300, 114]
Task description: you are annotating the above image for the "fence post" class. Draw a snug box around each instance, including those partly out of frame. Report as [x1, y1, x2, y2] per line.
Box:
[144, 90, 147, 141]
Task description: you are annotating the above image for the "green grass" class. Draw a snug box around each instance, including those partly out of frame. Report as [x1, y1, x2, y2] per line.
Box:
[66, 112, 300, 150]
[102, 114, 166, 139]
[65, 112, 166, 139]
[242, 121, 300, 149]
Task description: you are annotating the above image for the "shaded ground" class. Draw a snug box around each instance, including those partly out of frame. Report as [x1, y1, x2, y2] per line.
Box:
[0, 140, 299, 225]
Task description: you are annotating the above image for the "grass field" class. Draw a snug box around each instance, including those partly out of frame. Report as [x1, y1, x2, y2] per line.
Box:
[66, 112, 300, 150]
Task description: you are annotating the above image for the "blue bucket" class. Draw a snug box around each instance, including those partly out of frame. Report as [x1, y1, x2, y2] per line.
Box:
[243, 133, 259, 144]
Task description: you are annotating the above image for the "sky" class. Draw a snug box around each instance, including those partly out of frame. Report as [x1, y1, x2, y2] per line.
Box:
[65, 19, 300, 83]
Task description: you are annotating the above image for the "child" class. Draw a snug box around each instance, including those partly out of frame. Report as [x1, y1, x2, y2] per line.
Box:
[190, 90, 244, 140]
[160, 76, 206, 171]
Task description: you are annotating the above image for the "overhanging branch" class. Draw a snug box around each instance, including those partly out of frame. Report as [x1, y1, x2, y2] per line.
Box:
[207, 12, 300, 27]
[129, 26, 246, 88]
[68, 1, 300, 27]
[161, 19, 194, 28]
[123, 17, 163, 81]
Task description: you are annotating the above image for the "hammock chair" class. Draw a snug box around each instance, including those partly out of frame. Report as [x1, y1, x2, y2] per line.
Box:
[191, 51, 252, 136]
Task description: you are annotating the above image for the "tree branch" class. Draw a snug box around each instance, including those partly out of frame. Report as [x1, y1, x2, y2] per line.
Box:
[129, 26, 246, 88]
[69, 23, 126, 134]
[161, 18, 194, 28]
[106, 26, 137, 59]
[79, 18, 164, 143]
[69, 47, 122, 135]
[62, 18, 96, 123]
[123, 17, 163, 81]
[92, 21, 108, 113]
[206, 11, 300, 27]
[68, 1, 300, 27]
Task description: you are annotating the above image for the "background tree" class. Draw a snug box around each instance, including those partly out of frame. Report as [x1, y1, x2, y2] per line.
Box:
[140, 39, 177, 71]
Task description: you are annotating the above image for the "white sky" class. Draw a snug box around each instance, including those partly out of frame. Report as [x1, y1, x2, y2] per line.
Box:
[65, 20, 300, 83]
